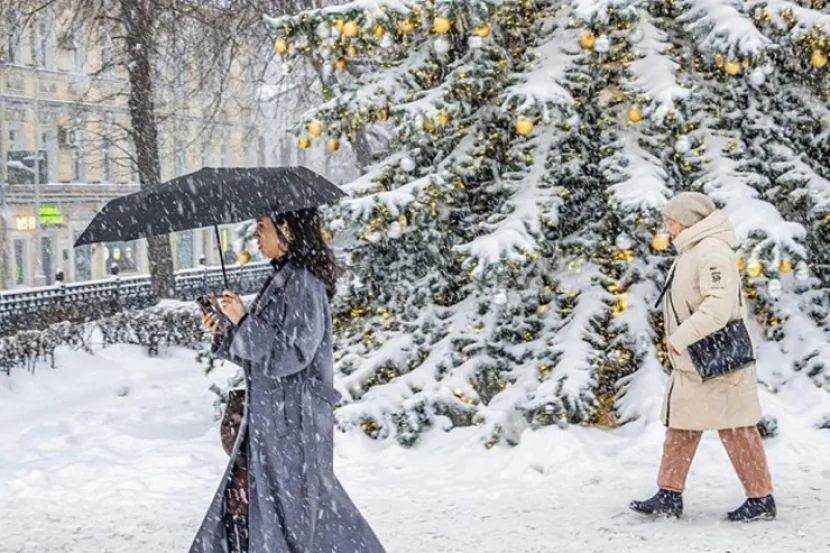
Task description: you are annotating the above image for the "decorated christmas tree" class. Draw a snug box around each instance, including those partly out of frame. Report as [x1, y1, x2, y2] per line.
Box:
[263, 0, 830, 448]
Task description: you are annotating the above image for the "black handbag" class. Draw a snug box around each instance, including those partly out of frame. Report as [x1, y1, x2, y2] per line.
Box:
[658, 265, 756, 382]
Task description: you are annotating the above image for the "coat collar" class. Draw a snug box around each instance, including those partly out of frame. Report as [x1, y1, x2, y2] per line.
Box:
[672, 209, 738, 253]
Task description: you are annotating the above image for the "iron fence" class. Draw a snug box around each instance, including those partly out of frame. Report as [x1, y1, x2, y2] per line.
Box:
[0, 262, 273, 336]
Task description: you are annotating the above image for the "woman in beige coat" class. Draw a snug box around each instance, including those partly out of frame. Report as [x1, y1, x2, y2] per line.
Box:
[629, 191, 776, 522]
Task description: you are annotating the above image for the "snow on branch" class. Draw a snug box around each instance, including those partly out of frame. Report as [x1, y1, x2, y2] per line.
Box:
[452, 136, 559, 271]
[626, 15, 690, 122]
[750, 0, 830, 39]
[605, 134, 672, 211]
[571, 0, 639, 25]
[768, 143, 830, 215]
[502, 10, 576, 120]
[678, 0, 771, 57]
[696, 132, 806, 257]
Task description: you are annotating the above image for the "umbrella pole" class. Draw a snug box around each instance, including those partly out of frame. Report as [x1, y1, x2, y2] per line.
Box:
[214, 224, 229, 289]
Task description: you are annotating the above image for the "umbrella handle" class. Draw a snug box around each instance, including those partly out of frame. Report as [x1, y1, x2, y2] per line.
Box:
[214, 224, 229, 289]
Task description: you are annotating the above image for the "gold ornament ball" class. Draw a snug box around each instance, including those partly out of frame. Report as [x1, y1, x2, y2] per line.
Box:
[811, 50, 828, 69]
[335, 57, 349, 70]
[374, 24, 386, 39]
[327, 138, 341, 152]
[423, 119, 435, 132]
[515, 117, 534, 136]
[347, 45, 358, 57]
[627, 106, 643, 123]
[724, 60, 741, 75]
[474, 24, 491, 38]
[779, 259, 793, 273]
[436, 111, 450, 126]
[342, 20, 359, 38]
[433, 17, 451, 34]
[273, 38, 288, 55]
[334, 19, 345, 32]
[306, 121, 323, 137]
[398, 19, 415, 33]
[579, 31, 595, 49]
[651, 234, 670, 251]
[746, 260, 763, 277]
[237, 251, 252, 265]
[298, 136, 312, 149]
[377, 109, 389, 122]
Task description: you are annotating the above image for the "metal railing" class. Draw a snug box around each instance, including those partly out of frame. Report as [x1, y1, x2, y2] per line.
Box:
[0, 262, 273, 336]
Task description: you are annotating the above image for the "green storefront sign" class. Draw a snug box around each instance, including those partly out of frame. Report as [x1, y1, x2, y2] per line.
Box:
[40, 206, 64, 225]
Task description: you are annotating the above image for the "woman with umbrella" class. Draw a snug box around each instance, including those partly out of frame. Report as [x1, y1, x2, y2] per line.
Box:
[190, 207, 387, 553]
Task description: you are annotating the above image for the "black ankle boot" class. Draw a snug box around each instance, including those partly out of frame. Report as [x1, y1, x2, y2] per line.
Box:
[727, 495, 776, 522]
[629, 489, 683, 518]
[224, 513, 249, 553]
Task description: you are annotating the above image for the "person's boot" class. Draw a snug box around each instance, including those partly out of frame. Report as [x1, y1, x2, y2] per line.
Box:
[629, 489, 683, 518]
[727, 495, 776, 522]
[224, 513, 250, 553]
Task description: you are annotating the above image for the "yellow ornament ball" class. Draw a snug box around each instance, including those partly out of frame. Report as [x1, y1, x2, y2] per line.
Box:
[347, 45, 358, 57]
[515, 117, 534, 136]
[433, 17, 451, 34]
[327, 138, 341, 152]
[651, 234, 670, 252]
[398, 19, 415, 33]
[746, 260, 763, 277]
[273, 38, 288, 55]
[335, 57, 349, 71]
[474, 24, 491, 38]
[237, 251, 252, 265]
[306, 121, 323, 137]
[628, 106, 643, 123]
[579, 31, 595, 49]
[811, 50, 828, 69]
[342, 20, 359, 38]
[779, 259, 793, 273]
[298, 136, 312, 149]
[374, 24, 386, 39]
[436, 111, 450, 126]
[724, 60, 742, 75]
[334, 19, 345, 32]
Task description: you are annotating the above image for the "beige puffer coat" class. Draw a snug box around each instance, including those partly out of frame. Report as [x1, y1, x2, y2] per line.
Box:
[659, 210, 762, 431]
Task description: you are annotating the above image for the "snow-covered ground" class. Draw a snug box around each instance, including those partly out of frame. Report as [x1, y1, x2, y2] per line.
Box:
[2, 344, 830, 553]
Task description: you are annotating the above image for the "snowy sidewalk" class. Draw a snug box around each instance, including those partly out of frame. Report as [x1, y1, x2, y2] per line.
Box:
[1, 345, 829, 553]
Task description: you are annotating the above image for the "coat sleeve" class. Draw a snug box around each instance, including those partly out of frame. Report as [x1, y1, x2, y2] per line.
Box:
[210, 325, 246, 366]
[228, 273, 326, 378]
[668, 246, 737, 351]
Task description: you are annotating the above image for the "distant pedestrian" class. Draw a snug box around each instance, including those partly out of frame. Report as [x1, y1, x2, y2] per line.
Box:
[630, 192, 775, 522]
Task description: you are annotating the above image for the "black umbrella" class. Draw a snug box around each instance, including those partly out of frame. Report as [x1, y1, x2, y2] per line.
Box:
[74, 166, 347, 286]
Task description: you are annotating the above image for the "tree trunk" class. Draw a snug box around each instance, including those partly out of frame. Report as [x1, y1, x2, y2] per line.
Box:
[121, 0, 174, 298]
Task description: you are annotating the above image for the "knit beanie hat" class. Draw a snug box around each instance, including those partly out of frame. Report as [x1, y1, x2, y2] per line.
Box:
[660, 192, 716, 228]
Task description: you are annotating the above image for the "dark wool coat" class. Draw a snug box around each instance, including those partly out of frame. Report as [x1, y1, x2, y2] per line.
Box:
[188, 261, 387, 553]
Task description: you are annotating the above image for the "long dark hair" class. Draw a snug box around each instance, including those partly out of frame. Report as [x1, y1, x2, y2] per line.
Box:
[272, 208, 342, 300]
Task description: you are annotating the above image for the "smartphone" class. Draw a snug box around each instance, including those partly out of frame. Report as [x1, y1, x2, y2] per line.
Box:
[196, 294, 215, 315]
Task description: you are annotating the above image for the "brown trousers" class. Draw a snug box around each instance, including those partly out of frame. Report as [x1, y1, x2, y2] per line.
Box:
[658, 426, 773, 498]
[221, 389, 249, 515]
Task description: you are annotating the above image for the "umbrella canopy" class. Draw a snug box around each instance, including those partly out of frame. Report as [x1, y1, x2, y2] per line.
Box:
[74, 166, 346, 247]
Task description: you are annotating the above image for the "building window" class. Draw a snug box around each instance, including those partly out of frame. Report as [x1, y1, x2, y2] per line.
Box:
[102, 116, 114, 182]
[176, 232, 194, 269]
[13, 239, 25, 286]
[42, 127, 57, 183]
[73, 230, 92, 281]
[5, 10, 21, 64]
[200, 138, 211, 168]
[174, 132, 187, 177]
[72, 129, 85, 182]
[34, 13, 56, 69]
[68, 24, 84, 73]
